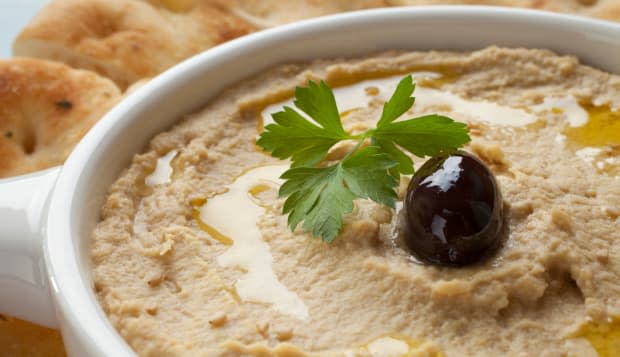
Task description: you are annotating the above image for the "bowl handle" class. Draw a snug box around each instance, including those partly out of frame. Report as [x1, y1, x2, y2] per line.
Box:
[0, 167, 61, 328]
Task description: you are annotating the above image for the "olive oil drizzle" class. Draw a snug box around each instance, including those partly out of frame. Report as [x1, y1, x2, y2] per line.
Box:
[145, 150, 178, 187]
[575, 318, 620, 357]
[248, 183, 271, 198]
[190, 198, 234, 246]
[564, 103, 620, 147]
[191, 207, 234, 246]
[191, 165, 309, 320]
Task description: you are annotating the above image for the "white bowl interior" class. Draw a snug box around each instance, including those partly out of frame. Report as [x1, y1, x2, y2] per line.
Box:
[45, 6, 620, 356]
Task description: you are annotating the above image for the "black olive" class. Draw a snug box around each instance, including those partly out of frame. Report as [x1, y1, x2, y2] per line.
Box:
[403, 151, 503, 266]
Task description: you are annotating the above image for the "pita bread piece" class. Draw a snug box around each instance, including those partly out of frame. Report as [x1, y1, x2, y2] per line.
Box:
[13, 0, 254, 88]
[0, 58, 121, 178]
[226, 0, 390, 28]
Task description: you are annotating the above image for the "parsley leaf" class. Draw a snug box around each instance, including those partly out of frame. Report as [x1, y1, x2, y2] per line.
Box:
[256, 81, 349, 167]
[257, 75, 470, 242]
[341, 146, 399, 207]
[372, 137, 414, 176]
[377, 75, 416, 127]
[372, 76, 469, 175]
[294, 80, 346, 135]
[279, 147, 397, 242]
[374, 114, 470, 171]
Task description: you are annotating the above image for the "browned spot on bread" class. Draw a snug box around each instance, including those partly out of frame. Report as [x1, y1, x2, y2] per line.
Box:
[55, 100, 73, 110]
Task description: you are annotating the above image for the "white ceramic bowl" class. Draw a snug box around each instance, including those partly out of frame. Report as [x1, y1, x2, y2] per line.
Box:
[0, 6, 619, 356]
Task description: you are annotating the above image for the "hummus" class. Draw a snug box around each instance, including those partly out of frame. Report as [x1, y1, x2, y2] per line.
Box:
[91, 47, 620, 356]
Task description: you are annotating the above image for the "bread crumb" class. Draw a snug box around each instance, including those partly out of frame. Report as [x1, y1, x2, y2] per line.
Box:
[469, 141, 510, 171]
[146, 272, 164, 287]
[145, 304, 158, 316]
[510, 200, 533, 219]
[275, 328, 293, 341]
[431, 280, 471, 299]
[596, 249, 609, 264]
[365, 86, 379, 96]
[550, 206, 572, 232]
[159, 238, 174, 256]
[208, 313, 227, 328]
[256, 322, 269, 338]
[602, 206, 619, 219]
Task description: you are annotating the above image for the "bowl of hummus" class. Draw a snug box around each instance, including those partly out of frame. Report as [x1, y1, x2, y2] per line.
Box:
[0, 6, 619, 357]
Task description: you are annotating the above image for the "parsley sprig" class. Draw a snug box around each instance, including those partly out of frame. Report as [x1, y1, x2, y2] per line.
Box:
[257, 75, 470, 242]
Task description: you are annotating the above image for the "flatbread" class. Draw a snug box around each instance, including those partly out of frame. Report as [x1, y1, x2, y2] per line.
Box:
[0, 58, 121, 178]
[13, 0, 254, 88]
[228, 0, 391, 27]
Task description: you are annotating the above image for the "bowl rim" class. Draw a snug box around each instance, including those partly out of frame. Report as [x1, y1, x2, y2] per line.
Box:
[44, 6, 620, 356]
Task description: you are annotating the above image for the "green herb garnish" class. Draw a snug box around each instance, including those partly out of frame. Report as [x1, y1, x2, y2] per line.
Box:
[257, 75, 470, 242]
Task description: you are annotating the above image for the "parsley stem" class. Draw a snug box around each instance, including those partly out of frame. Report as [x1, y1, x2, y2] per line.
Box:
[348, 128, 375, 141]
[341, 137, 366, 162]
[348, 134, 365, 140]
[342, 128, 379, 161]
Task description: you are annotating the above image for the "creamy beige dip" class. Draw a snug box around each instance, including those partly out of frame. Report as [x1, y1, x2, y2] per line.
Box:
[91, 47, 620, 356]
